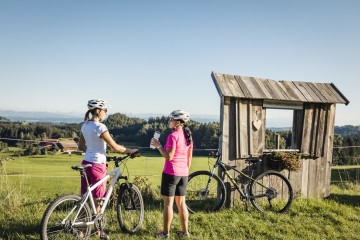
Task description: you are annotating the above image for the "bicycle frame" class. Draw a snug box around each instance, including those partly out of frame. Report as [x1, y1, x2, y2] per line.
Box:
[84, 166, 121, 214]
[69, 156, 133, 229]
[208, 153, 268, 200]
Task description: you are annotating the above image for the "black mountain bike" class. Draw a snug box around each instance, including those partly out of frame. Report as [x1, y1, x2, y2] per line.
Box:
[186, 151, 293, 214]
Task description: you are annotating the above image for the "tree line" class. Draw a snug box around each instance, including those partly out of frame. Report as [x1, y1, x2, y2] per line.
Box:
[0, 113, 220, 151]
[0, 114, 359, 165]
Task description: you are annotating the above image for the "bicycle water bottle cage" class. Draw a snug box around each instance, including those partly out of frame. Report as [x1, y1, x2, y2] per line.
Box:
[71, 164, 92, 171]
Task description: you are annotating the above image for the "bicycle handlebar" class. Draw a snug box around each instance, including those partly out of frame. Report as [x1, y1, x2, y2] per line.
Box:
[106, 151, 141, 162]
[208, 150, 219, 158]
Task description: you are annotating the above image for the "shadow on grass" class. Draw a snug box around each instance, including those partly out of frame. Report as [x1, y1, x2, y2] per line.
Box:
[327, 194, 360, 207]
[0, 221, 40, 240]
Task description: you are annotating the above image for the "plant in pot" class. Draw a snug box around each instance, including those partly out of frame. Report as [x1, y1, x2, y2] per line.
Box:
[267, 151, 302, 171]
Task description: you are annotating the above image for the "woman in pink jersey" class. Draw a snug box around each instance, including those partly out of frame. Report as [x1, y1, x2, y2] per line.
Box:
[150, 110, 193, 239]
[77, 99, 138, 214]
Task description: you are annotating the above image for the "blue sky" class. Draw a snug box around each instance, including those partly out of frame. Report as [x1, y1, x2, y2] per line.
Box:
[0, 1, 359, 126]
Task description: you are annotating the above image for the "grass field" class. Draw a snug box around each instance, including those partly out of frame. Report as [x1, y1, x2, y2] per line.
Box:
[1, 152, 360, 239]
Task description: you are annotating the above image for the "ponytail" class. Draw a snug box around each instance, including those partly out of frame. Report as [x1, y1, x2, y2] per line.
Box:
[183, 124, 192, 146]
[84, 110, 91, 122]
[84, 109, 97, 122]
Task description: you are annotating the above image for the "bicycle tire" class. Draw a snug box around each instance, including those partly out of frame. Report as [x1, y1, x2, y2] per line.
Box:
[40, 194, 92, 240]
[186, 170, 227, 213]
[116, 183, 144, 234]
[249, 170, 293, 213]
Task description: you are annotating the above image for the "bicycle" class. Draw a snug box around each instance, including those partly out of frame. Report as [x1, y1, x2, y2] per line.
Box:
[40, 152, 144, 240]
[186, 150, 293, 214]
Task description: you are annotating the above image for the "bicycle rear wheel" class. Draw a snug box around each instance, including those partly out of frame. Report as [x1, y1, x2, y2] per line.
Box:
[186, 171, 226, 213]
[40, 194, 92, 240]
[249, 170, 293, 213]
[116, 183, 144, 234]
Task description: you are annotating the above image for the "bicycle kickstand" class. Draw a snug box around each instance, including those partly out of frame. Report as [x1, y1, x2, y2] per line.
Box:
[244, 198, 250, 211]
[99, 222, 109, 240]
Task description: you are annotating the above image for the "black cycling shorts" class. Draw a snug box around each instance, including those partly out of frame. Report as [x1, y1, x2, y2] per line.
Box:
[161, 172, 188, 196]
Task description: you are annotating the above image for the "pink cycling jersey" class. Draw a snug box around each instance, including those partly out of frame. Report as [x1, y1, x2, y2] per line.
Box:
[163, 129, 193, 176]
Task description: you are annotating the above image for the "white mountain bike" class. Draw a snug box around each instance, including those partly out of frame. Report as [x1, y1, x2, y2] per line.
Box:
[40, 152, 144, 240]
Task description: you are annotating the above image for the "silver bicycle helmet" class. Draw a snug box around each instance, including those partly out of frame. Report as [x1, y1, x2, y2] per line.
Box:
[87, 99, 111, 110]
[169, 110, 190, 123]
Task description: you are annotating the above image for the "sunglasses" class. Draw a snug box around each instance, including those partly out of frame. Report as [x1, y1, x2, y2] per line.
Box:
[102, 109, 108, 113]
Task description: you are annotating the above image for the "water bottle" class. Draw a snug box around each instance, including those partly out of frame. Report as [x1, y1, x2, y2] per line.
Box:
[150, 131, 161, 149]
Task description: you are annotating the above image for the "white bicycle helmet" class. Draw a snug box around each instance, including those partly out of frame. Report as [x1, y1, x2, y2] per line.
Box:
[169, 110, 190, 123]
[87, 99, 111, 110]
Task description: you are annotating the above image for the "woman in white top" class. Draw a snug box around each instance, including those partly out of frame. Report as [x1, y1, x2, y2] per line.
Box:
[77, 99, 138, 213]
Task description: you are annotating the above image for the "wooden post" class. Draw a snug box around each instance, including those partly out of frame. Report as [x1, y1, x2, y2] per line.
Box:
[276, 134, 281, 149]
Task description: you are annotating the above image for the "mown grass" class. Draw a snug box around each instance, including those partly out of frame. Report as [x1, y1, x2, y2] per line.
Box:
[0, 152, 359, 239]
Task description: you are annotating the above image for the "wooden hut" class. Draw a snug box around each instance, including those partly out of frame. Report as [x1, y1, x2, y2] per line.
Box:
[212, 72, 349, 203]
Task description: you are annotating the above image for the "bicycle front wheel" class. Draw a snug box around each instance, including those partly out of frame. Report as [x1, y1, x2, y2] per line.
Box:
[249, 170, 293, 213]
[186, 171, 226, 213]
[116, 183, 144, 234]
[40, 194, 92, 240]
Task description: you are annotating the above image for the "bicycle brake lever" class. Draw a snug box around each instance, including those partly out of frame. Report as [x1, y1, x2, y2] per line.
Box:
[130, 151, 141, 158]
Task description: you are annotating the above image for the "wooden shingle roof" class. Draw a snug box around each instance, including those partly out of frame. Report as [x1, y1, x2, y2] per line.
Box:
[212, 72, 349, 105]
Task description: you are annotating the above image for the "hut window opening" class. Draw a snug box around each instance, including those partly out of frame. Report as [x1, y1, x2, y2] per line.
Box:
[265, 109, 294, 150]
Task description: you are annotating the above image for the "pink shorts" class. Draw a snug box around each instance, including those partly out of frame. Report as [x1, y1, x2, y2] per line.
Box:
[80, 160, 108, 199]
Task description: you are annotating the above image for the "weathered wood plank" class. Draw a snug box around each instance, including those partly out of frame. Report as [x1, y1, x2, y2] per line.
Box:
[228, 98, 237, 160]
[239, 99, 250, 157]
[301, 104, 314, 155]
[242, 76, 264, 99]
[234, 76, 253, 99]
[308, 83, 332, 103]
[282, 81, 308, 102]
[270, 80, 292, 100]
[324, 104, 336, 197]
[310, 106, 320, 157]
[308, 83, 329, 103]
[251, 101, 264, 156]
[301, 82, 324, 102]
[249, 77, 268, 99]
[330, 83, 349, 105]
[247, 101, 253, 155]
[266, 79, 288, 100]
[293, 81, 314, 102]
[307, 158, 318, 197]
[213, 73, 234, 97]
[235, 99, 240, 159]
[261, 79, 282, 99]
[278, 82, 298, 101]
[224, 74, 245, 98]
[324, 83, 347, 104]
[315, 104, 327, 157]
[253, 77, 273, 99]
[292, 110, 303, 149]
[211, 72, 223, 97]
[315, 83, 338, 103]
[301, 158, 309, 197]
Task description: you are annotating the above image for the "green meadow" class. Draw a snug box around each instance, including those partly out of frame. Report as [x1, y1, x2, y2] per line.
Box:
[1, 152, 359, 239]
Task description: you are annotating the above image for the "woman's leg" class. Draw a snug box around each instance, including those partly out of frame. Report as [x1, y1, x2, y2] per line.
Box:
[175, 196, 189, 233]
[163, 196, 175, 234]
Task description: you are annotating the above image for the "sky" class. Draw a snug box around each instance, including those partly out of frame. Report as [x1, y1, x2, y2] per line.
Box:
[0, 0, 359, 127]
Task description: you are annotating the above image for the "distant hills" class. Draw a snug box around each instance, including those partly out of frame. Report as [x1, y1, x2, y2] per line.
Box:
[0, 110, 219, 124]
[1, 110, 358, 136]
[0, 110, 82, 123]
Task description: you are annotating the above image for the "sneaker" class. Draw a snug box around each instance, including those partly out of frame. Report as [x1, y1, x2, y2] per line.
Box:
[155, 232, 170, 239]
[177, 231, 190, 238]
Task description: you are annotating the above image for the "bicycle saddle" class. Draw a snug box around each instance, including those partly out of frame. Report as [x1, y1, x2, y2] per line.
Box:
[71, 164, 92, 171]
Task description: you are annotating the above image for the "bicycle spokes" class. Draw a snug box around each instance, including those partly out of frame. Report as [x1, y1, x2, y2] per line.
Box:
[249, 171, 293, 213]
